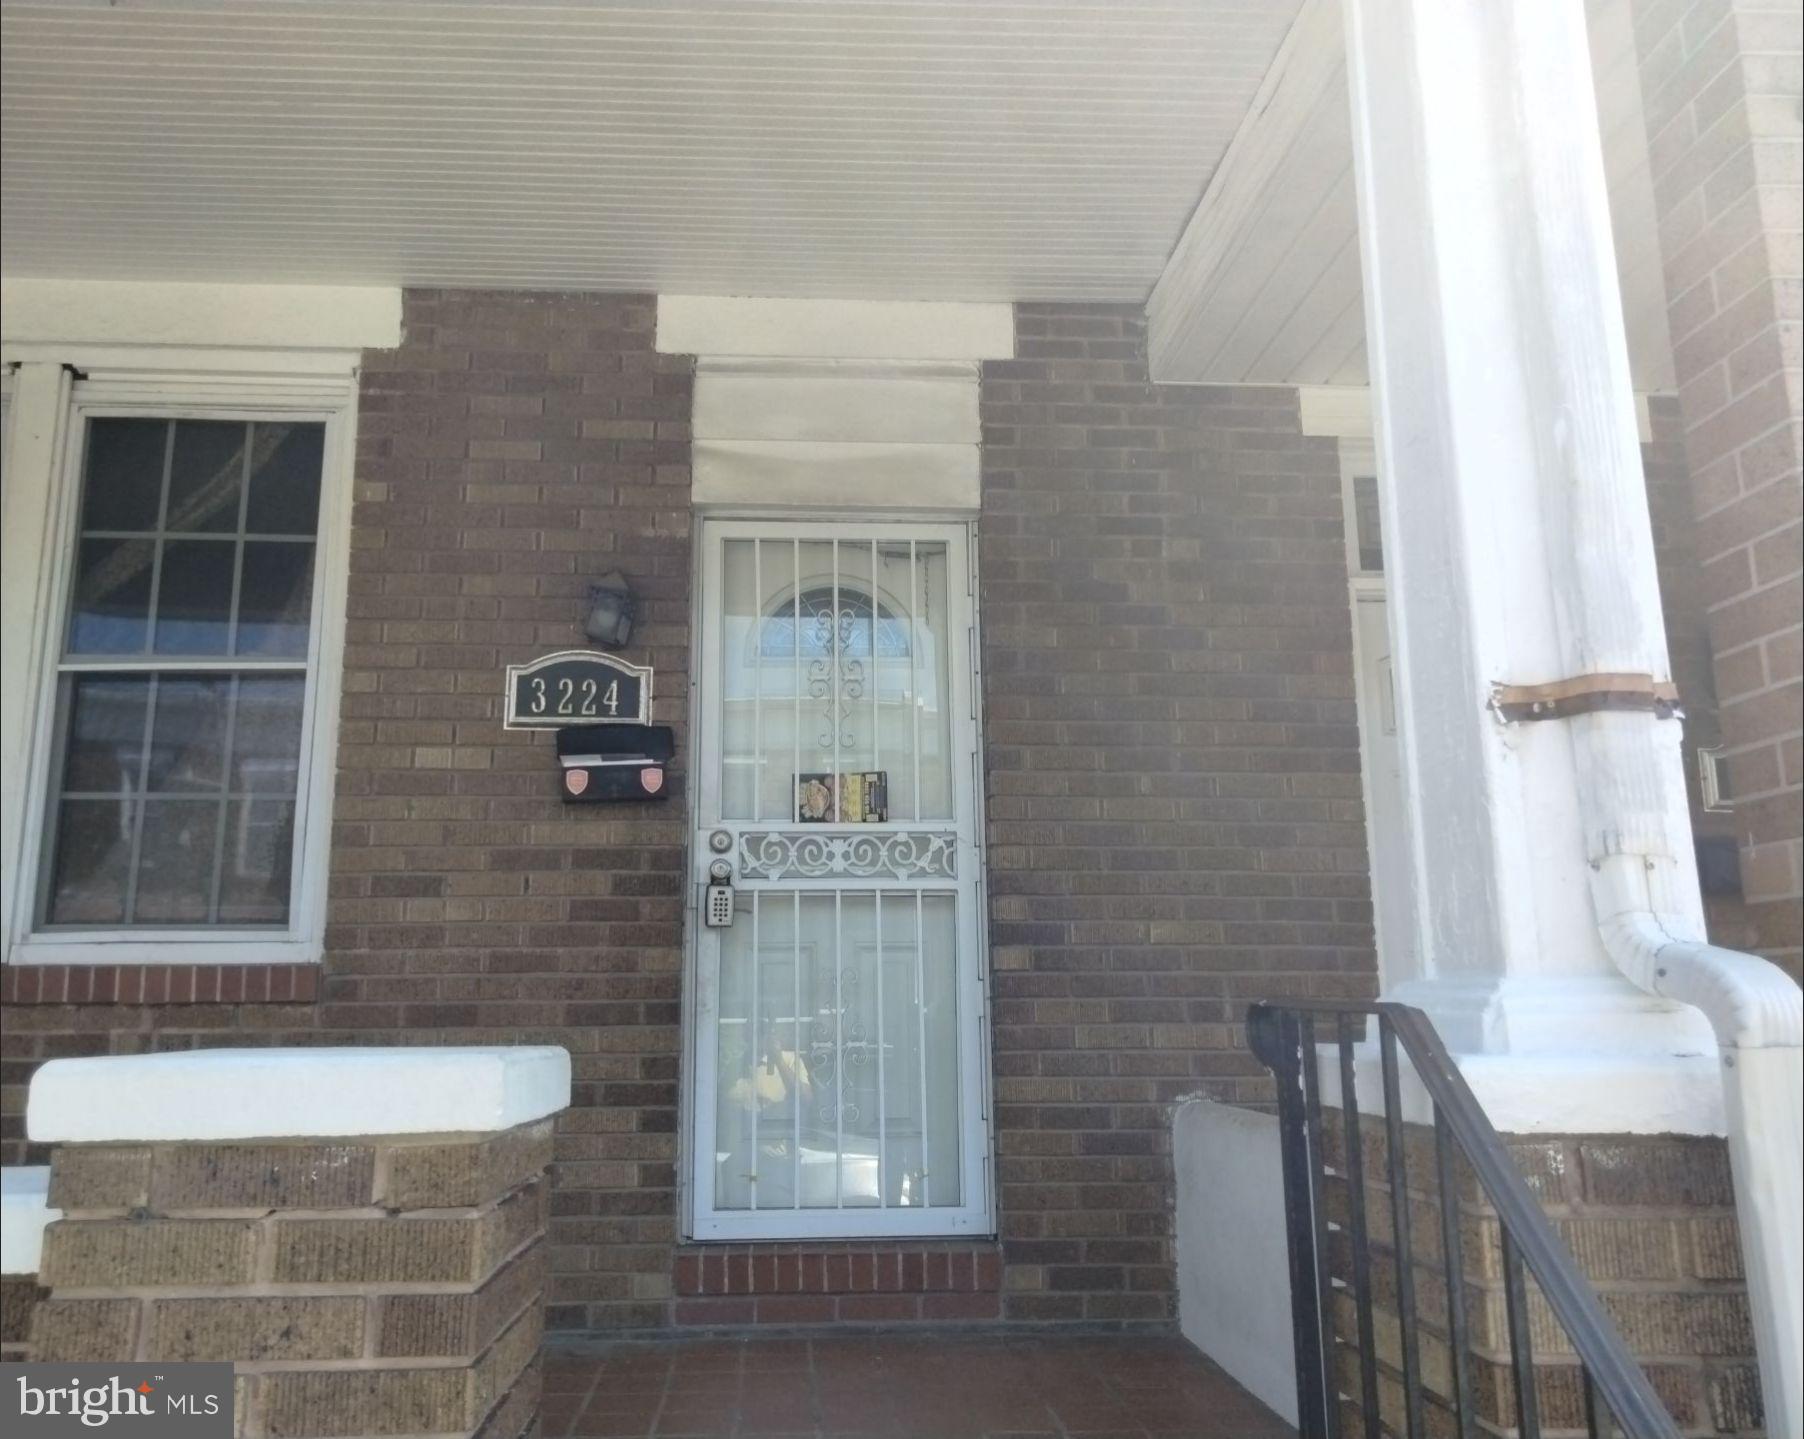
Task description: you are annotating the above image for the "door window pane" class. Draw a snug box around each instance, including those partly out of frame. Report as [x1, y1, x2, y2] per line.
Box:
[720, 536, 953, 824]
[38, 414, 325, 932]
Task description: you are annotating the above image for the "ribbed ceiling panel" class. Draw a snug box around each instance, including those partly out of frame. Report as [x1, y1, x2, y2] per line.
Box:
[0, 0, 1304, 300]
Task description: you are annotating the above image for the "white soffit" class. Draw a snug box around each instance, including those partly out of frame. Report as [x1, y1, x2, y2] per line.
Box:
[27, 1046, 573, 1142]
[0, 0, 1304, 303]
[1148, 0, 1679, 392]
[0, 278, 402, 355]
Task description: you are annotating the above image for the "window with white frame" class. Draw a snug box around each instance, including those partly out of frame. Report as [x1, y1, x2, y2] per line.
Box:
[40, 417, 323, 929]
[7, 384, 349, 962]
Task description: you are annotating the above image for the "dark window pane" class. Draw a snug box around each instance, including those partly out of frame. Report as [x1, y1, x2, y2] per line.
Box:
[154, 540, 236, 654]
[231, 675, 306, 793]
[236, 542, 314, 657]
[146, 675, 231, 792]
[68, 537, 155, 654]
[217, 798, 295, 924]
[245, 423, 324, 535]
[60, 675, 150, 793]
[132, 799, 218, 923]
[81, 419, 167, 531]
[44, 799, 135, 924]
[166, 421, 246, 534]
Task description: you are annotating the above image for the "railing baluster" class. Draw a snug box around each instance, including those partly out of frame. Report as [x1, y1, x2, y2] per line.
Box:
[1434, 1103, 1478, 1439]
[1257, 1006, 1332, 1438]
[1336, 1013, 1381, 1438]
[1247, 1002, 1682, 1439]
[1299, 1015, 1343, 1439]
[1502, 1226, 1541, 1438]
[1378, 1018, 1425, 1439]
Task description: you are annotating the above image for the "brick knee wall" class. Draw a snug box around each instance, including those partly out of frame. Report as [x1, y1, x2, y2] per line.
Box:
[980, 305, 1378, 1324]
[1323, 1119, 1762, 1436]
[33, 1122, 551, 1439]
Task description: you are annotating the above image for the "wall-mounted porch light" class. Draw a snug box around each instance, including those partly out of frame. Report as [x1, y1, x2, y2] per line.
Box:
[583, 571, 638, 649]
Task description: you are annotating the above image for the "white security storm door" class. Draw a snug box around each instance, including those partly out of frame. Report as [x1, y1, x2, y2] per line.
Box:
[690, 521, 991, 1240]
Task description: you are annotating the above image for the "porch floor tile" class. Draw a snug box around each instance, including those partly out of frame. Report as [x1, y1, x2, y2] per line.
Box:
[543, 1332, 1296, 1438]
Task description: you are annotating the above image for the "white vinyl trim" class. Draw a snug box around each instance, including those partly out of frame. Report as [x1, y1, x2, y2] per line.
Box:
[685, 517, 993, 1240]
[2, 370, 358, 965]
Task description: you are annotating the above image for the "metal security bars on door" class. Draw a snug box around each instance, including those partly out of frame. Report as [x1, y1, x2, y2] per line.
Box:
[1246, 1000, 1682, 1439]
[693, 522, 986, 1241]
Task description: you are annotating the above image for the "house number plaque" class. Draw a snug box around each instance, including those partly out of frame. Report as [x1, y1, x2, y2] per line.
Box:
[504, 650, 653, 729]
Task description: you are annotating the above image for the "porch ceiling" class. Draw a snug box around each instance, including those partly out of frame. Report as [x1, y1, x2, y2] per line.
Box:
[1147, 0, 1678, 392]
[0, 0, 1304, 303]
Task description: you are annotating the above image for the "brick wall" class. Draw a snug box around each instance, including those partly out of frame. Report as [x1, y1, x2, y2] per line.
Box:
[1644, 395, 1760, 949]
[1633, 0, 1803, 975]
[979, 303, 1377, 1324]
[0, 290, 695, 1338]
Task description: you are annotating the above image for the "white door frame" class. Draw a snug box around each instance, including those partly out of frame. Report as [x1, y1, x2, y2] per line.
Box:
[682, 516, 994, 1241]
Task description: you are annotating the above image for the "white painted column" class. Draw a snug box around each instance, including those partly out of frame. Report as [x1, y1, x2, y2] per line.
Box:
[1343, 0, 1718, 1104]
[1344, 5, 1802, 1422]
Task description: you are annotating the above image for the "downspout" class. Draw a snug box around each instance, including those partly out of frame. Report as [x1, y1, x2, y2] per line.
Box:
[1589, 839, 1803, 1438]
[1540, 464, 1804, 1433]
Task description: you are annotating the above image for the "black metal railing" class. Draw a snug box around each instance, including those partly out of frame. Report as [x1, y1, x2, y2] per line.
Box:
[1246, 999, 1681, 1439]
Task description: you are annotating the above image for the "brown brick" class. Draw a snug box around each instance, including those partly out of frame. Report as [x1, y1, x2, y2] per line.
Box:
[383, 1119, 552, 1210]
[149, 1143, 378, 1211]
[41, 1219, 260, 1288]
[1710, 1363, 1765, 1432]
[48, 1146, 152, 1211]
[148, 1296, 366, 1362]
[470, 1303, 542, 1424]
[379, 1245, 546, 1357]
[32, 1298, 142, 1361]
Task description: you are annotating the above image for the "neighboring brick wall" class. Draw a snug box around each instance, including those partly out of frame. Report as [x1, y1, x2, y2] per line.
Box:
[1632, 0, 1804, 975]
[34, 1122, 552, 1438]
[979, 304, 1376, 1325]
[1644, 395, 1760, 949]
[1324, 1121, 1760, 1437]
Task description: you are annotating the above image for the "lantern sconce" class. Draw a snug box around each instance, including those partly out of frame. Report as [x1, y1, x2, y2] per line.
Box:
[583, 571, 638, 649]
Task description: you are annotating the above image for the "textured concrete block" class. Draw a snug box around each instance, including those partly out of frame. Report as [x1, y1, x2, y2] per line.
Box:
[473, 1354, 541, 1439]
[150, 1143, 378, 1211]
[384, 1120, 554, 1210]
[273, 1181, 541, 1285]
[41, 1219, 259, 1288]
[379, 1245, 546, 1358]
[32, 1297, 141, 1361]
[260, 1367, 466, 1438]
[1579, 1139, 1734, 1206]
[273, 1213, 483, 1285]
[48, 1146, 152, 1211]
[149, 1296, 367, 1362]
[0, 1274, 42, 1349]
[470, 1304, 542, 1427]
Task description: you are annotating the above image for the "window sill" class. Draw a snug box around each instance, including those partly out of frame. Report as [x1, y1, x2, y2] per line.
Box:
[0, 961, 319, 1006]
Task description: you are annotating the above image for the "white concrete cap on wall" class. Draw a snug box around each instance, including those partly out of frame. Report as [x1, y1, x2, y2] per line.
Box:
[26, 1047, 572, 1144]
[0, 1167, 59, 1275]
[656, 296, 1014, 361]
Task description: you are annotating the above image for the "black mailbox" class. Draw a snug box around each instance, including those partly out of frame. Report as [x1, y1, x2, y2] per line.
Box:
[555, 724, 674, 803]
